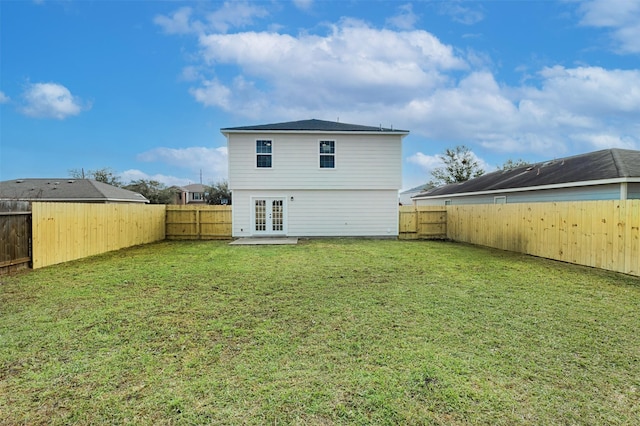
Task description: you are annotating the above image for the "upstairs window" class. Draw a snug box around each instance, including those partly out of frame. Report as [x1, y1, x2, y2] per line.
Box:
[256, 140, 272, 168]
[319, 140, 335, 169]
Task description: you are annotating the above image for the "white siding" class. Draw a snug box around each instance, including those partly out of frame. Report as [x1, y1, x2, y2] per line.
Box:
[228, 133, 402, 190]
[232, 189, 398, 237]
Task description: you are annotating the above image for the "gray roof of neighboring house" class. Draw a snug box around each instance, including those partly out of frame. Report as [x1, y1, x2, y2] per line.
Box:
[0, 179, 149, 203]
[400, 183, 430, 195]
[221, 118, 409, 134]
[414, 149, 640, 199]
[182, 183, 206, 192]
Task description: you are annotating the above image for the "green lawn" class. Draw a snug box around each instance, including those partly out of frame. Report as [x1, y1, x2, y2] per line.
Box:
[1, 239, 639, 425]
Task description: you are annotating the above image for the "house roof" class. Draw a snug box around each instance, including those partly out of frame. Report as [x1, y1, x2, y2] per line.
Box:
[0, 179, 149, 203]
[400, 183, 430, 195]
[221, 118, 409, 134]
[414, 148, 640, 199]
[182, 183, 206, 192]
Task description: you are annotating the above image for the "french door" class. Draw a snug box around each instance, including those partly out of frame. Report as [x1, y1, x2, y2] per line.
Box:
[253, 198, 286, 235]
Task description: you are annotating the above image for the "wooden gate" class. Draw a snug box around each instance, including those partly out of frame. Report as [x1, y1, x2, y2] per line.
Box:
[1, 201, 32, 274]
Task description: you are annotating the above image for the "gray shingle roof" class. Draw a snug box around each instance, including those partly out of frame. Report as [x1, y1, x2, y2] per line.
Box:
[415, 149, 640, 198]
[0, 179, 149, 203]
[182, 183, 206, 192]
[221, 118, 408, 133]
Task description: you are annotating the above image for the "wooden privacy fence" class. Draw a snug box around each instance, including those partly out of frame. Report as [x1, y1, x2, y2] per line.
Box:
[31, 202, 166, 269]
[0, 201, 32, 274]
[446, 200, 640, 276]
[166, 205, 232, 240]
[398, 206, 447, 240]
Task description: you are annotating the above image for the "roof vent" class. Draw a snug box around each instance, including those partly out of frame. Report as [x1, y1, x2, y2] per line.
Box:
[15, 179, 25, 183]
[68, 180, 75, 183]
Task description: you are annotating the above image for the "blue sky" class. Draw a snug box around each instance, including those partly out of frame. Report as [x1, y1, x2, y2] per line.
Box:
[1, 0, 639, 190]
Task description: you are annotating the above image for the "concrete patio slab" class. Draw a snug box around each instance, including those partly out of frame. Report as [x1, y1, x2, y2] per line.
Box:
[229, 237, 299, 245]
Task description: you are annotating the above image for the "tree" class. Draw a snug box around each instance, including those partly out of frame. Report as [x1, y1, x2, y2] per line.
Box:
[429, 145, 485, 186]
[205, 180, 232, 205]
[123, 179, 177, 204]
[498, 158, 530, 171]
[69, 167, 122, 187]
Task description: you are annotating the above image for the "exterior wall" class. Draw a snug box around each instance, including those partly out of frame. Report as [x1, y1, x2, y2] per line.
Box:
[628, 182, 640, 199]
[415, 183, 626, 206]
[232, 189, 399, 237]
[228, 133, 402, 190]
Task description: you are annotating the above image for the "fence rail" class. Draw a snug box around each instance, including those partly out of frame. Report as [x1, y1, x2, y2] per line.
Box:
[402, 201, 640, 277]
[0, 211, 31, 274]
[166, 205, 232, 240]
[31, 202, 166, 269]
[4, 201, 640, 277]
[398, 206, 447, 240]
[446, 201, 640, 276]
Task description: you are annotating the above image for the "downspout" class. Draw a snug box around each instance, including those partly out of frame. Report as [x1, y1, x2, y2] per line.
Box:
[620, 182, 628, 201]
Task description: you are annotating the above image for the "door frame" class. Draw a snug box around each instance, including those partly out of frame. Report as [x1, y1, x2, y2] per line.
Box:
[250, 196, 288, 236]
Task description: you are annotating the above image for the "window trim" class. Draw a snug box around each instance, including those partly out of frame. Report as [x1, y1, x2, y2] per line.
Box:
[318, 139, 336, 169]
[256, 139, 273, 169]
[494, 196, 507, 204]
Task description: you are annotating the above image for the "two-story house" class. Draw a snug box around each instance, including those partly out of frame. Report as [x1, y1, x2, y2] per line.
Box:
[175, 183, 207, 205]
[221, 119, 409, 238]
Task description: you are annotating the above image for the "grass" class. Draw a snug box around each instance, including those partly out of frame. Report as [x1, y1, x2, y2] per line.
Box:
[1, 239, 639, 425]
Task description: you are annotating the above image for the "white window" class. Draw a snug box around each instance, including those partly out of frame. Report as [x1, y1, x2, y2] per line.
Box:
[256, 140, 272, 168]
[444, 199, 452, 206]
[192, 192, 203, 200]
[319, 140, 335, 169]
[494, 196, 506, 204]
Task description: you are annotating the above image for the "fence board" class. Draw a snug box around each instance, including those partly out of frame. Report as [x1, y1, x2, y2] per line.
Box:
[0, 211, 31, 274]
[166, 205, 232, 240]
[398, 206, 446, 240]
[31, 202, 165, 269]
[435, 200, 640, 276]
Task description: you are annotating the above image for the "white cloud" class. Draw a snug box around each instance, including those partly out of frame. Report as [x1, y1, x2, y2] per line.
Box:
[293, 0, 313, 11]
[154, 7, 197, 35]
[570, 133, 638, 150]
[0, 91, 9, 103]
[137, 146, 228, 182]
[159, 5, 640, 162]
[193, 19, 467, 116]
[438, 1, 484, 25]
[406, 152, 442, 174]
[577, 0, 640, 53]
[387, 4, 419, 30]
[119, 169, 192, 188]
[20, 82, 89, 119]
[407, 149, 494, 176]
[154, 2, 268, 35]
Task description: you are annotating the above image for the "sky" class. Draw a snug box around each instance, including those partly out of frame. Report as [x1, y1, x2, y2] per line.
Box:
[1, 0, 640, 191]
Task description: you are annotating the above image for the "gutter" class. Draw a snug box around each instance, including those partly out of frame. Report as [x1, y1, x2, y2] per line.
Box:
[412, 177, 640, 200]
[220, 129, 409, 137]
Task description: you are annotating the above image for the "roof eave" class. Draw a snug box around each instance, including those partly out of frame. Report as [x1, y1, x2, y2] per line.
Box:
[1, 197, 149, 203]
[221, 129, 409, 136]
[412, 177, 640, 200]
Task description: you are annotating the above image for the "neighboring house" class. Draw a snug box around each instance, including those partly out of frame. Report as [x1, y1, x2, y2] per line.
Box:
[221, 119, 409, 237]
[412, 148, 640, 206]
[175, 183, 207, 205]
[399, 183, 430, 205]
[0, 179, 149, 203]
